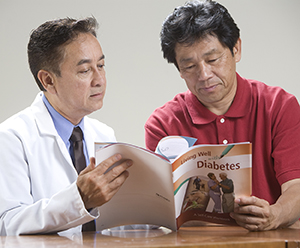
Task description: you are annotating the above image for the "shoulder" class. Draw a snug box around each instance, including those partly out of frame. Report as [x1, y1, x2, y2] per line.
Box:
[0, 106, 35, 135]
[247, 78, 296, 104]
[240, 76, 300, 133]
[146, 91, 190, 124]
[207, 179, 214, 185]
[0, 106, 39, 154]
[84, 116, 116, 141]
[240, 76, 299, 113]
[144, 91, 191, 151]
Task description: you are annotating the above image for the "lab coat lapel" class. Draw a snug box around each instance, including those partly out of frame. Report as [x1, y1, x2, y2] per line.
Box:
[30, 92, 75, 170]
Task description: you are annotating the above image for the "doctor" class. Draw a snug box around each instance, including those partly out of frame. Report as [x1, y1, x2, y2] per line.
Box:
[0, 17, 132, 235]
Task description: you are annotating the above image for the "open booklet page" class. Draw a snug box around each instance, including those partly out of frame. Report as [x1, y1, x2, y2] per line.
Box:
[158, 137, 252, 227]
[95, 137, 252, 231]
[95, 143, 177, 231]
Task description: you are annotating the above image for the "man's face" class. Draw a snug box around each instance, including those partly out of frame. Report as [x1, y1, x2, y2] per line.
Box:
[175, 35, 241, 114]
[45, 33, 106, 124]
[219, 174, 226, 180]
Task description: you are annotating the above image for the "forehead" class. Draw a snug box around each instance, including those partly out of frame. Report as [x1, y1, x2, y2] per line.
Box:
[61, 33, 103, 64]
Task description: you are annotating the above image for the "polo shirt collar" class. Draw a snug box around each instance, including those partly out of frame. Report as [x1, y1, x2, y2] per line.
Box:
[186, 73, 252, 125]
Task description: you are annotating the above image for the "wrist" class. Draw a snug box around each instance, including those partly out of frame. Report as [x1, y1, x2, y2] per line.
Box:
[269, 203, 283, 230]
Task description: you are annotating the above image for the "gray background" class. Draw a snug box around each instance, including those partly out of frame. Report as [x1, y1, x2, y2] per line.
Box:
[0, 0, 299, 147]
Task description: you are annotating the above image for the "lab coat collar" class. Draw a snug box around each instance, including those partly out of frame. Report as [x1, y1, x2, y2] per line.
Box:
[31, 92, 96, 164]
[31, 92, 60, 138]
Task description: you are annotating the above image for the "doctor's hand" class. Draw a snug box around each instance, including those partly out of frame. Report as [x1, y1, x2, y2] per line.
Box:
[76, 154, 133, 210]
[230, 196, 277, 231]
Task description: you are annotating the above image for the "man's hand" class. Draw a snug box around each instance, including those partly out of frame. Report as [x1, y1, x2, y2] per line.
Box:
[230, 179, 300, 231]
[76, 154, 132, 210]
[230, 196, 277, 231]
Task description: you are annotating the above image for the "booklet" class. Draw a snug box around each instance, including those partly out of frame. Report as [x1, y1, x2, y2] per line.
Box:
[95, 136, 252, 231]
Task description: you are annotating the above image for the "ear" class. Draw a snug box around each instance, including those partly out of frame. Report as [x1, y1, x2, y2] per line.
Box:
[233, 38, 242, 63]
[37, 70, 57, 94]
[179, 71, 184, 79]
[177, 66, 184, 79]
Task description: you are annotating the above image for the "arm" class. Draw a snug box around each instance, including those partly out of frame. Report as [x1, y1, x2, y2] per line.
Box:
[230, 178, 300, 231]
[0, 128, 131, 235]
[219, 183, 230, 190]
[230, 92, 300, 231]
[219, 179, 232, 191]
[210, 181, 219, 190]
[0, 130, 88, 235]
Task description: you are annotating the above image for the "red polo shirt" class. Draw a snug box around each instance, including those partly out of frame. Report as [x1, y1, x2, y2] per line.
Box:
[145, 73, 300, 204]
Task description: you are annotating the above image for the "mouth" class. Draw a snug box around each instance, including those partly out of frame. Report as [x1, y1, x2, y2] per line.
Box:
[200, 84, 219, 92]
[90, 92, 104, 98]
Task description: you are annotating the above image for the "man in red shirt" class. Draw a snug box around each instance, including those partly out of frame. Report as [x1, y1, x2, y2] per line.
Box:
[145, 0, 300, 231]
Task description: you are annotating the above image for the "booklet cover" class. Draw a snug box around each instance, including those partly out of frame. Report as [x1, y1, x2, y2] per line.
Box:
[95, 136, 252, 231]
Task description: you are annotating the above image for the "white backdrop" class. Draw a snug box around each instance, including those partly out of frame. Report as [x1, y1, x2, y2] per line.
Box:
[0, 0, 299, 147]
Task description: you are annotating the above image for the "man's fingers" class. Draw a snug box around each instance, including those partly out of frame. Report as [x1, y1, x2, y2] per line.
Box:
[76, 154, 133, 209]
[234, 203, 270, 219]
[109, 169, 130, 188]
[105, 159, 132, 182]
[235, 196, 269, 208]
[78, 157, 96, 176]
[231, 196, 272, 231]
[97, 154, 122, 172]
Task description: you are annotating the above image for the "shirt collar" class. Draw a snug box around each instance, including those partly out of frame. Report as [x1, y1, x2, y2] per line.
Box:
[186, 73, 252, 125]
[42, 94, 85, 145]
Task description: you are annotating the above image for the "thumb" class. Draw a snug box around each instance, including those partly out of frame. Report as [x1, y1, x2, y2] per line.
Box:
[79, 157, 96, 175]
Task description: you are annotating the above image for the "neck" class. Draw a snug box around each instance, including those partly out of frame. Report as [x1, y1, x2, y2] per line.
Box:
[206, 97, 234, 115]
[44, 93, 83, 125]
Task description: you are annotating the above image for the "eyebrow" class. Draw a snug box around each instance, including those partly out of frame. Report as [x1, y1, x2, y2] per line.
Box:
[179, 48, 219, 64]
[179, 57, 193, 64]
[203, 48, 220, 56]
[77, 54, 105, 66]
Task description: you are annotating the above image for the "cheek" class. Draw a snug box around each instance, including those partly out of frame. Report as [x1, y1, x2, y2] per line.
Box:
[75, 81, 91, 93]
[183, 78, 196, 91]
[182, 73, 197, 85]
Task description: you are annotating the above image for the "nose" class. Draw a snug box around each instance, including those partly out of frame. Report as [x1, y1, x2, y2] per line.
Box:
[197, 62, 212, 82]
[92, 67, 106, 87]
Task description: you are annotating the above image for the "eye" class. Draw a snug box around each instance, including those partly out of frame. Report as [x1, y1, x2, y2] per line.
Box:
[80, 68, 90, 74]
[208, 58, 218, 63]
[208, 53, 224, 63]
[184, 65, 195, 71]
[98, 64, 105, 69]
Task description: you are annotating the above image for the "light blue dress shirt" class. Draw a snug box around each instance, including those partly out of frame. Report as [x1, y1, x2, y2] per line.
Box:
[42, 94, 89, 167]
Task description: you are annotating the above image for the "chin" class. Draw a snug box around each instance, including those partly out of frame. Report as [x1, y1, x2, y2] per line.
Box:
[95, 102, 104, 111]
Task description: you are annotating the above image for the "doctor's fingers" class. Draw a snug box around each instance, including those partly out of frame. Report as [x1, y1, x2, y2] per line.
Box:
[86, 173, 129, 208]
[92, 153, 129, 174]
[80, 155, 126, 176]
[104, 159, 133, 183]
[79, 168, 130, 209]
[78, 157, 96, 176]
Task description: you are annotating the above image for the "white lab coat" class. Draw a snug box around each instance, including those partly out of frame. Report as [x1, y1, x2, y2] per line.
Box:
[0, 92, 116, 235]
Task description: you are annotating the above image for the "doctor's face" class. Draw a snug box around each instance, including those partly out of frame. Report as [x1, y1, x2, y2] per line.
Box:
[175, 35, 241, 114]
[45, 33, 106, 125]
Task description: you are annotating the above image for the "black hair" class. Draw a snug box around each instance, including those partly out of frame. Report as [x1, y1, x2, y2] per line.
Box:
[27, 17, 99, 91]
[161, 0, 240, 69]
